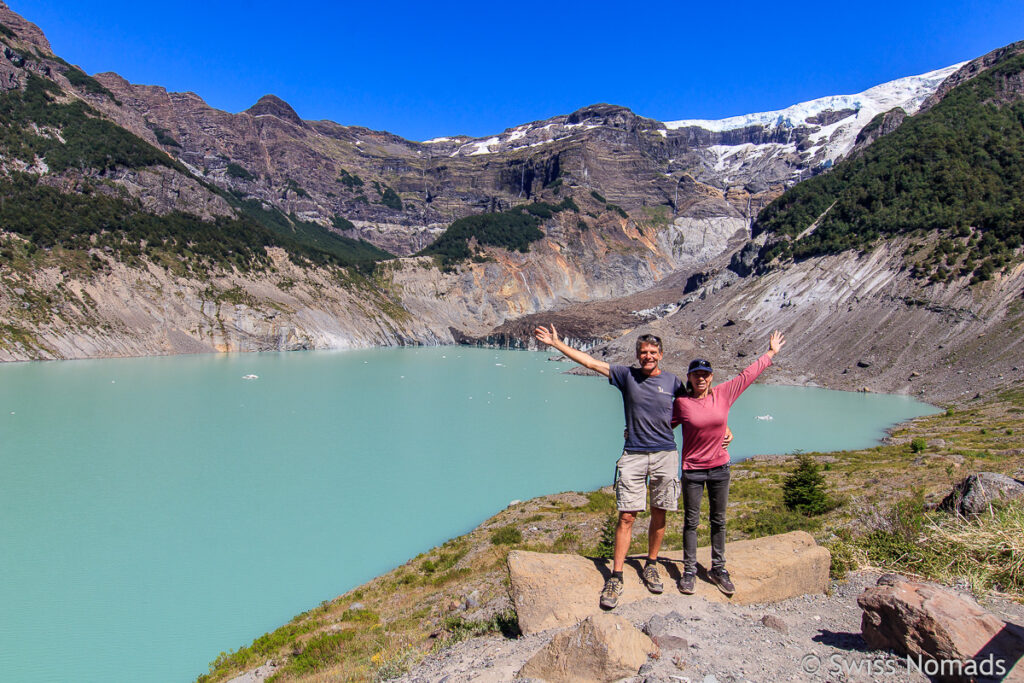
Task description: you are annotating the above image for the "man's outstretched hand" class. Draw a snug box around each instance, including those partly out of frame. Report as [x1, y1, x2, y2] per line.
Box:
[534, 324, 559, 348]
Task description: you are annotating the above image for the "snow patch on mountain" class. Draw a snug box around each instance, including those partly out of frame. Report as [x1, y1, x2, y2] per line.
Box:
[671, 62, 964, 186]
[664, 64, 963, 133]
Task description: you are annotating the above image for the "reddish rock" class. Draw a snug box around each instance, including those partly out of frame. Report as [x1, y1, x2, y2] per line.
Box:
[858, 579, 1024, 681]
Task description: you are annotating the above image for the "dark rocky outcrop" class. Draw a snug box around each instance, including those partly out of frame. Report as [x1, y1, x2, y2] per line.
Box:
[849, 107, 908, 156]
[939, 472, 1024, 517]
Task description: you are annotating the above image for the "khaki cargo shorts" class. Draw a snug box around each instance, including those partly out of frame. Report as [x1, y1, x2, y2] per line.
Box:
[614, 449, 680, 512]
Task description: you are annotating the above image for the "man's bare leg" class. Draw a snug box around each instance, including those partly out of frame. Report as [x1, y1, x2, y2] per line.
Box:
[647, 507, 667, 560]
[612, 511, 637, 572]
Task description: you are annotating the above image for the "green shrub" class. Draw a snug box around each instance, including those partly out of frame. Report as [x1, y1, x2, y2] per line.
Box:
[782, 454, 832, 515]
[490, 525, 522, 545]
[283, 178, 309, 198]
[825, 537, 859, 579]
[910, 437, 927, 453]
[583, 490, 616, 513]
[735, 505, 821, 537]
[551, 531, 580, 552]
[594, 513, 618, 559]
[226, 162, 254, 180]
[379, 186, 403, 210]
[148, 124, 181, 148]
[606, 203, 628, 219]
[442, 609, 519, 642]
[62, 66, 117, 101]
[590, 190, 606, 203]
[338, 169, 363, 188]
[339, 608, 379, 623]
[286, 631, 356, 675]
[332, 215, 356, 231]
[419, 545, 467, 574]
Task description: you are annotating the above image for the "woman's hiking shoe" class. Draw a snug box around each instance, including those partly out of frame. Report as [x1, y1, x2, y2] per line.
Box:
[677, 571, 696, 595]
[641, 563, 664, 594]
[709, 567, 735, 595]
[599, 576, 623, 609]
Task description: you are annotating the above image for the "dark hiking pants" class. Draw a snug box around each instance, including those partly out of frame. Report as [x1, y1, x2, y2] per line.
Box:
[682, 464, 730, 573]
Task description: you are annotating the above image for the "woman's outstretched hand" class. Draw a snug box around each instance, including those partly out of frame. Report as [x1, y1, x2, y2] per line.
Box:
[534, 324, 559, 348]
[767, 330, 786, 357]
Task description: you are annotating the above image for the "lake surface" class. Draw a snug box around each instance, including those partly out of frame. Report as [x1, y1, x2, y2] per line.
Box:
[0, 347, 937, 682]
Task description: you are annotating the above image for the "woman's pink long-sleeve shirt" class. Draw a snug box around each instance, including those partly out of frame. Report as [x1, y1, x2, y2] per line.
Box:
[671, 353, 773, 470]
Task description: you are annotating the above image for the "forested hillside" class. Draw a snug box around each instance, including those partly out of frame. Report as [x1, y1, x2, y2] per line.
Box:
[753, 43, 1024, 285]
[0, 40, 392, 273]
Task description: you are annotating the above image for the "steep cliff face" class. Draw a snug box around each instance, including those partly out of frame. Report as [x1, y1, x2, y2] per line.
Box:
[0, 199, 741, 360]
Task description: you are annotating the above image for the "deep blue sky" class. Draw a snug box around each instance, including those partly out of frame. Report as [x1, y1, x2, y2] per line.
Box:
[8, 1, 1023, 141]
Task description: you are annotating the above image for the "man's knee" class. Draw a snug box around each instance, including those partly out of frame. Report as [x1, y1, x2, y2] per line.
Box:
[618, 511, 638, 527]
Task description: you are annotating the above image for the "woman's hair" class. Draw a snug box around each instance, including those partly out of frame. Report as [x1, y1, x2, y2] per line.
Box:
[684, 366, 714, 397]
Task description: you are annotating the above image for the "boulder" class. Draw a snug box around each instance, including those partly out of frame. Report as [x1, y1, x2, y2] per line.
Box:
[508, 530, 830, 634]
[761, 614, 789, 634]
[643, 614, 689, 651]
[858, 579, 1024, 681]
[517, 613, 657, 683]
[938, 472, 1024, 517]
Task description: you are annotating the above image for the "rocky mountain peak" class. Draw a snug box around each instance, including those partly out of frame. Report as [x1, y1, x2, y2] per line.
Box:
[566, 102, 656, 130]
[0, 2, 53, 53]
[245, 94, 304, 126]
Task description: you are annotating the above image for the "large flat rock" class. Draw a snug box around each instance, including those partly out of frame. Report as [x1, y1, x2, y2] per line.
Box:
[508, 530, 830, 634]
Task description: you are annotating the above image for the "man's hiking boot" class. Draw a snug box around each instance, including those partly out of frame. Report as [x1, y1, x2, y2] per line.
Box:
[709, 567, 735, 596]
[641, 563, 664, 594]
[677, 571, 696, 595]
[599, 576, 623, 609]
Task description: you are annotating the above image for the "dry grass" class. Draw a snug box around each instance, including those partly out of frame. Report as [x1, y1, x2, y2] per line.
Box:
[921, 503, 1024, 595]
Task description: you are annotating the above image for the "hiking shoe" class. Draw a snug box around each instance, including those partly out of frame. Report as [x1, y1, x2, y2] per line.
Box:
[709, 567, 735, 595]
[641, 563, 664, 594]
[599, 576, 623, 609]
[677, 571, 696, 595]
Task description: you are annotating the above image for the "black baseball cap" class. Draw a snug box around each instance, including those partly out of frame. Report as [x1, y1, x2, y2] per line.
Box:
[688, 359, 713, 373]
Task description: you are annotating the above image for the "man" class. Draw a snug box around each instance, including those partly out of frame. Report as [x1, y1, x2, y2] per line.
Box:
[533, 324, 695, 609]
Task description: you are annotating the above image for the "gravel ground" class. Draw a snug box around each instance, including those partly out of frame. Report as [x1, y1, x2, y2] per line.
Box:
[394, 571, 1024, 683]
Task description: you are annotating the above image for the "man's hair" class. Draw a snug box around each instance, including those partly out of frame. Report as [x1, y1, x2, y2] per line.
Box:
[635, 334, 663, 354]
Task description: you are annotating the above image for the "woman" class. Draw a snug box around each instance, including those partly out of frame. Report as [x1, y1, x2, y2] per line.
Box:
[671, 330, 785, 596]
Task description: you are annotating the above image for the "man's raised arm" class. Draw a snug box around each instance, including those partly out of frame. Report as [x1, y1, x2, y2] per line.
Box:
[534, 324, 611, 378]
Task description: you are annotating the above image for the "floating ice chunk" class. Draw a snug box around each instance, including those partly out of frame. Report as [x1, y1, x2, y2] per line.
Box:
[755, 414, 774, 421]
[242, 374, 259, 380]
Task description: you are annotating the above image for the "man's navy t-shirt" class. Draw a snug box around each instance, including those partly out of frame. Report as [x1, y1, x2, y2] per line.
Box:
[608, 365, 683, 453]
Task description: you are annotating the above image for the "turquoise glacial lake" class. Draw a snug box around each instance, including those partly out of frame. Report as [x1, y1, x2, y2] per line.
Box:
[0, 347, 938, 682]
